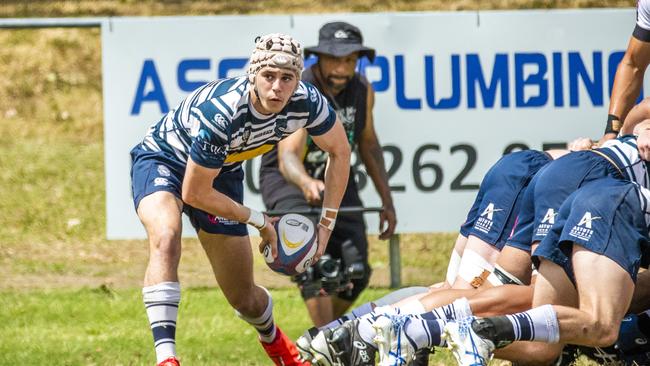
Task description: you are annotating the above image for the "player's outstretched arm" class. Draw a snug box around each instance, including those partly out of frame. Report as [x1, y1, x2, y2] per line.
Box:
[278, 128, 325, 205]
[311, 117, 351, 260]
[605, 37, 650, 141]
[358, 86, 397, 240]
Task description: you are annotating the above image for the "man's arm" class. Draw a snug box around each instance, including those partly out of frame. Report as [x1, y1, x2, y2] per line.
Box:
[311, 117, 351, 259]
[606, 36, 650, 139]
[182, 158, 278, 256]
[277, 128, 325, 205]
[357, 86, 397, 240]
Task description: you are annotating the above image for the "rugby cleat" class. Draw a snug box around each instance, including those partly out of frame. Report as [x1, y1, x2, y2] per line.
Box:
[372, 314, 417, 366]
[310, 329, 339, 366]
[296, 327, 320, 363]
[260, 327, 311, 366]
[328, 319, 376, 366]
[443, 318, 494, 366]
[157, 356, 180, 366]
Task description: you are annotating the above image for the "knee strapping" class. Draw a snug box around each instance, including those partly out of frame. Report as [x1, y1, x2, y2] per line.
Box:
[457, 249, 495, 288]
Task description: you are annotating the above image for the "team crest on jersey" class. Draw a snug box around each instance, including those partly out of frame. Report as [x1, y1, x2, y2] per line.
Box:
[569, 211, 600, 241]
[474, 203, 502, 234]
[535, 208, 557, 237]
[157, 165, 171, 177]
[242, 128, 251, 143]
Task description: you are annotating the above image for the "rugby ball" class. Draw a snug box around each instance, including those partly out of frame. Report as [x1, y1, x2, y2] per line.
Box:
[263, 214, 318, 276]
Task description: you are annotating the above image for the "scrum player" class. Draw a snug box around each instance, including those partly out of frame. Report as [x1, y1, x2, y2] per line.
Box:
[298, 148, 566, 365]
[129, 33, 351, 366]
[308, 119, 650, 365]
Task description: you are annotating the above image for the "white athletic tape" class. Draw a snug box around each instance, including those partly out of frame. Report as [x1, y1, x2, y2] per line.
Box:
[457, 249, 495, 286]
[397, 300, 426, 315]
[319, 207, 338, 231]
[445, 250, 462, 286]
[246, 209, 266, 230]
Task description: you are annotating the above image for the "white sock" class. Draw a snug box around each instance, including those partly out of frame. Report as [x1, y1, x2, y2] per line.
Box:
[236, 287, 277, 343]
[143, 282, 181, 363]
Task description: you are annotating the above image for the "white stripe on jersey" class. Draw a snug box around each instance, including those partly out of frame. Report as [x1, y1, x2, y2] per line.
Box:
[600, 136, 650, 189]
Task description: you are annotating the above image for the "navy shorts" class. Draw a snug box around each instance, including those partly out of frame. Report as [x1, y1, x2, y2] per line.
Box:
[130, 144, 248, 236]
[459, 150, 551, 250]
[533, 178, 648, 282]
[506, 150, 623, 252]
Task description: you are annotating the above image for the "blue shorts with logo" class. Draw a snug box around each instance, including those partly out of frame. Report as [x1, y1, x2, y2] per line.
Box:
[533, 177, 648, 282]
[130, 144, 248, 236]
[507, 150, 623, 252]
[459, 150, 551, 250]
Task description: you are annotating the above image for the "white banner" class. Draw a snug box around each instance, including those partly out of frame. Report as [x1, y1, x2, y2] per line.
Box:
[102, 9, 645, 239]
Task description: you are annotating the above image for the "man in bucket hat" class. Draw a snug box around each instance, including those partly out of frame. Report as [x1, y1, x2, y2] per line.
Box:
[260, 22, 401, 364]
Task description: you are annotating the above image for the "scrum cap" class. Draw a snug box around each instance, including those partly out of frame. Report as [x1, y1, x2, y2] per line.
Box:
[248, 33, 303, 83]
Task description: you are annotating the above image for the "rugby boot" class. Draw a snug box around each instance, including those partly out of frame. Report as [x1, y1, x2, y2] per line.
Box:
[157, 356, 180, 366]
[328, 319, 376, 365]
[310, 329, 339, 366]
[296, 327, 320, 363]
[373, 314, 417, 366]
[261, 327, 311, 366]
[443, 318, 494, 366]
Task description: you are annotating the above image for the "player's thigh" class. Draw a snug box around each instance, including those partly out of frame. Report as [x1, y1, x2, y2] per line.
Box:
[137, 191, 183, 240]
[573, 245, 634, 325]
[533, 258, 578, 309]
[198, 231, 256, 294]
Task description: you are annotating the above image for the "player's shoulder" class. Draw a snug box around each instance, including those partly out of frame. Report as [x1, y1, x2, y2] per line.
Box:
[291, 81, 323, 106]
[194, 76, 248, 119]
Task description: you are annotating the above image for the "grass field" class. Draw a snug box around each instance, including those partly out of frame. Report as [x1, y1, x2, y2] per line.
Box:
[0, 1, 631, 365]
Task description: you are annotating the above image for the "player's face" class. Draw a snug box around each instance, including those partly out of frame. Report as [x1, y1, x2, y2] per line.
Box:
[318, 52, 359, 93]
[253, 67, 299, 114]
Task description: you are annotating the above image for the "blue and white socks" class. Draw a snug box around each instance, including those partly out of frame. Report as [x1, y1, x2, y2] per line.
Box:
[236, 287, 277, 343]
[143, 281, 181, 363]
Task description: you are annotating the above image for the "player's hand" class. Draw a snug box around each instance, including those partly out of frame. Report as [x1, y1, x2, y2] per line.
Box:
[301, 178, 325, 205]
[638, 128, 650, 161]
[258, 215, 280, 258]
[378, 204, 397, 240]
[567, 137, 595, 151]
[314, 224, 332, 262]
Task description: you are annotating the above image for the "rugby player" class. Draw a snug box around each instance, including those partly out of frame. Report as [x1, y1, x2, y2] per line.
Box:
[129, 33, 351, 366]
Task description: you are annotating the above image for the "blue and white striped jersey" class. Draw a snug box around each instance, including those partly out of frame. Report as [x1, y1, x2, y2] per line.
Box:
[598, 135, 650, 189]
[139, 76, 336, 171]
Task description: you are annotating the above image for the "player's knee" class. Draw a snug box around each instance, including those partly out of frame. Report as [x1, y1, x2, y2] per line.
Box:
[583, 317, 619, 347]
[229, 293, 260, 316]
[150, 227, 181, 256]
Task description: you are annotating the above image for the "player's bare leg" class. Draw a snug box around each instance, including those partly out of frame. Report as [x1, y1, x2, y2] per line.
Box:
[199, 231, 305, 365]
[137, 191, 184, 365]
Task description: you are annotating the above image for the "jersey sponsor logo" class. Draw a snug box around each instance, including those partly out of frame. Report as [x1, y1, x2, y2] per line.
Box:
[536, 208, 557, 238]
[200, 139, 226, 155]
[153, 177, 169, 186]
[207, 214, 239, 225]
[541, 208, 557, 224]
[569, 211, 597, 241]
[474, 202, 502, 234]
[480, 203, 503, 220]
[576, 211, 601, 229]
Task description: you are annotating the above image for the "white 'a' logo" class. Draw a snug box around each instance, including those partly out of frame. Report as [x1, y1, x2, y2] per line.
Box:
[577, 212, 601, 229]
[480, 203, 503, 220]
[541, 208, 556, 224]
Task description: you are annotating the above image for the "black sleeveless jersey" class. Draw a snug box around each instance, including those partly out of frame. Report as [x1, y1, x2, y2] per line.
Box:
[259, 65, 370, 208]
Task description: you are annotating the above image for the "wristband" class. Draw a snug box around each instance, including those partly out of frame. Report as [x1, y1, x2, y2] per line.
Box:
[246, 209, 266, 230]
[319, 207, 338, 231]
[604, 114, 622, 135]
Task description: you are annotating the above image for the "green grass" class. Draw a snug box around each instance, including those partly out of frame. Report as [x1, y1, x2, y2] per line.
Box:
[2, 287, 459, 365]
